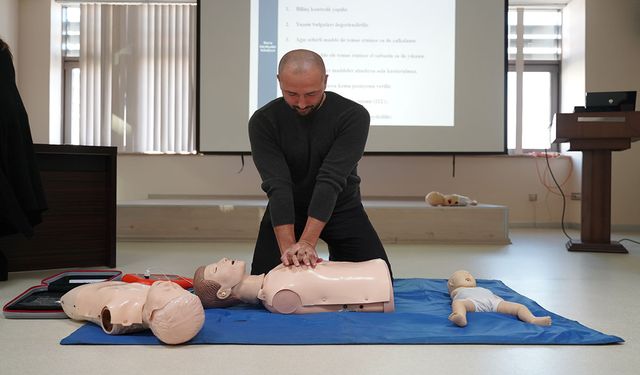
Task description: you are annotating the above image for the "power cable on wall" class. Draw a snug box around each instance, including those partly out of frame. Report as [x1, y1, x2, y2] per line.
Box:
[544, 149, 573, 244]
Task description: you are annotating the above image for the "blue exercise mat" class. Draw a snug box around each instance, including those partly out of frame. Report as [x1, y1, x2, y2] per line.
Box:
[60, 278, 623, 345]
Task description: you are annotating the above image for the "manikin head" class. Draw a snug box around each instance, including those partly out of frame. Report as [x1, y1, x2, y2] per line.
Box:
[193, 258, 246, 308]
[447, 270, 477, 294]
[277, 49, 328, 116]
[141, 281, 205, 345]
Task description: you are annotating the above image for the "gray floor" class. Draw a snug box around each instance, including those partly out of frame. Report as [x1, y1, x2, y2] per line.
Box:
[1, 228, 639, 375]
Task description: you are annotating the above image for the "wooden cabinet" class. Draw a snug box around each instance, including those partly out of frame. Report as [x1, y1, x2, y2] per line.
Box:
[0, 144, 117, 271]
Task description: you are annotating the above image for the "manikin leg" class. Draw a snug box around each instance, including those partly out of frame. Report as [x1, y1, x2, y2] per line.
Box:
[449, 299, 475, 327]
[497, 301, 552, 326]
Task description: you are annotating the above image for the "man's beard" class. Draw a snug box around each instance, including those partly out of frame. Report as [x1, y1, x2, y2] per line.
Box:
[291, 93, 326, 116]
[292, 104, 317, 116]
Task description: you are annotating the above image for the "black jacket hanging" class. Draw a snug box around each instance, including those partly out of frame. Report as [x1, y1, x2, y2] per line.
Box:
[0, 43, 47, 238]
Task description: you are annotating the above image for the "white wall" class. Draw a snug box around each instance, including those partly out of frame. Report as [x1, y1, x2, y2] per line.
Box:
[15, 0, 60, 144]
[560, 0, 640, 229]
[560, 0, 586, 226]
[561, 0, 586, 114]
[0, 0, 19, 67]
[11, 0, 640, 229]
[585, 0, 640, 229]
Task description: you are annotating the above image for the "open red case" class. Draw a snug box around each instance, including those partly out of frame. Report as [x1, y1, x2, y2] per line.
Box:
[2, 270, 122, 319]
[121, 273, 193, 289]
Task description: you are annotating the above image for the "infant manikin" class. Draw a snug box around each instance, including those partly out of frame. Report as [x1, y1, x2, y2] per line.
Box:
[447, 270, 552, 327]
[60, 280, 205, 344]
[193, 258, 394, 314]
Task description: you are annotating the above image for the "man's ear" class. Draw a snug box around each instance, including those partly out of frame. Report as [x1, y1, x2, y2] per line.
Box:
[217, 288, 231, 300]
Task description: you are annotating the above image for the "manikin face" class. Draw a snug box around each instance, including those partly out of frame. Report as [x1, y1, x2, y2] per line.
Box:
[447, 270, 477, 293]
[278, 65, 328, 116]
[204, 258, 246, 287]
[446, 196, 460, 205]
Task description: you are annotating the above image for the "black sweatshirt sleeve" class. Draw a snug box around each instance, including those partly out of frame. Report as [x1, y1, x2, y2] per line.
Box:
[307, 104, 369, 222]
[248, 111, 295, 226]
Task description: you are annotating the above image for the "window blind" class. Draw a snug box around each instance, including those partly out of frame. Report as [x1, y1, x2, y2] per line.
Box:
[75, 2, 196, 153]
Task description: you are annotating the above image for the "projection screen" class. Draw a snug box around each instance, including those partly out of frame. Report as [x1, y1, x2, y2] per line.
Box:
[198, 0, 507, 153]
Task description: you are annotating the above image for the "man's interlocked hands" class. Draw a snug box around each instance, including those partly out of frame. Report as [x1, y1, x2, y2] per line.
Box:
[280, 240, 323, 267]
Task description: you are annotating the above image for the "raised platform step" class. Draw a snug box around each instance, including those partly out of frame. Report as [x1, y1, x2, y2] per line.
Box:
[117, 196, 510, 244]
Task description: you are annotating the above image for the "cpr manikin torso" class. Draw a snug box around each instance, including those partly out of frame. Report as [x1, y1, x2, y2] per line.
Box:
[60, 280, 205, 344]
[194, 258, 394, 314]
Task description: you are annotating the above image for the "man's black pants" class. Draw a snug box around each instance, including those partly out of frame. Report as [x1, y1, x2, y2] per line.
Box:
[250, 204, 392, 278]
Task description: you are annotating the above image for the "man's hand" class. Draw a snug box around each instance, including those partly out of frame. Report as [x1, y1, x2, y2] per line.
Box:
[280, 240, 322, 268]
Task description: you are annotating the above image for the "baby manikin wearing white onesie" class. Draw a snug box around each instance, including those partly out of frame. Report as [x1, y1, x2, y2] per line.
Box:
[452, 286, 503, 312]
[447, 270, 552, 327]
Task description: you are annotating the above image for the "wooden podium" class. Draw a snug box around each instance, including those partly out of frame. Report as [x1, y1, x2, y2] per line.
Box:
[552, 111, 640, 253]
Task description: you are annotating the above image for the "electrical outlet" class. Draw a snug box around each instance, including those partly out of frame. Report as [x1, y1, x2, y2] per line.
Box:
[571, 192, 581, 201]
[528, 193, 538, 202]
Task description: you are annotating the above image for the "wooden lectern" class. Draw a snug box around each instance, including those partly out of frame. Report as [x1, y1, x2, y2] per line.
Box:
[552, 111, 640, 253]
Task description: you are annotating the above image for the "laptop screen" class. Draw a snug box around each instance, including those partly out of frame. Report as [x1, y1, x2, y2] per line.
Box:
[585, 91, 637, 112]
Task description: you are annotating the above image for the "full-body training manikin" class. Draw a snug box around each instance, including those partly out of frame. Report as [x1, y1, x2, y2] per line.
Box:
[194, 258, 394, 314]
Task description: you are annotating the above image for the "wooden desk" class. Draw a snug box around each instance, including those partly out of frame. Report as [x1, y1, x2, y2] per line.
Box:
[0, 144, 117, 271]
[552, 111, 640, 253]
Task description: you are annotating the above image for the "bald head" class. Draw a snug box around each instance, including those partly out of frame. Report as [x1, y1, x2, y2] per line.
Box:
[278, 49, 326, 77]
[277, 49, 328, 116]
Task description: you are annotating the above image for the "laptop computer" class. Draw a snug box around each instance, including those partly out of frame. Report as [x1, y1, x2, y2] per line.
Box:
[585, 91, 637, 112]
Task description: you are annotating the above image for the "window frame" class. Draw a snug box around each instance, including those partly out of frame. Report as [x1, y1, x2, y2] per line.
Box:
[508, 7, 562, 154]
[63, 58, 79, 145]
[507, 60, 560, 153]
[62, 4, 80, 145]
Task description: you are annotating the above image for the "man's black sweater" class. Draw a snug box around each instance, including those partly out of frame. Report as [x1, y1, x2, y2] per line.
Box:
[249, 91, 369, 226]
